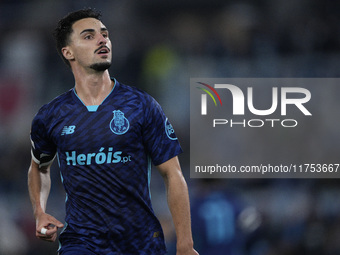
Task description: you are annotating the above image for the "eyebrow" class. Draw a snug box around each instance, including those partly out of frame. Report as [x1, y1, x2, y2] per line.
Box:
[80, 27, 108, 35]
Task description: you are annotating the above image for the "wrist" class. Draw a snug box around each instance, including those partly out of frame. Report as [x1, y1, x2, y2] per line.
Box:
[176, 239, 194, 252]
[34, 206, 45, 219]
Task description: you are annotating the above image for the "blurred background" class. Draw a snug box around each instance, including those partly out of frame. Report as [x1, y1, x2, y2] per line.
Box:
[1, 0, 340, 254]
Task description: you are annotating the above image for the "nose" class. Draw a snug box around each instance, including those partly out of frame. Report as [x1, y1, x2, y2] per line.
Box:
[98, 34, 107, 45]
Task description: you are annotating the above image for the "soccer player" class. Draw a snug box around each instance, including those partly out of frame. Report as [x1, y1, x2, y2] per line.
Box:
[28, 8, 198, 255]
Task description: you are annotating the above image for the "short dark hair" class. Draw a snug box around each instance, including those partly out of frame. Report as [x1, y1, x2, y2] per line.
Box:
[53, 8, 102, 67]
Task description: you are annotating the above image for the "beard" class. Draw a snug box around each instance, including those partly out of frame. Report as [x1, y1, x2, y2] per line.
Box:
[89, 61, 111, 72]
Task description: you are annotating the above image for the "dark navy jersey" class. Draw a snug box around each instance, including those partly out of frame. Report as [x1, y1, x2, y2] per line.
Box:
[30, 79, 182, 255]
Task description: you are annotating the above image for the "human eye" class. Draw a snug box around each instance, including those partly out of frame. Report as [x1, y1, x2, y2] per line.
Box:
[84, 34, 94, 40]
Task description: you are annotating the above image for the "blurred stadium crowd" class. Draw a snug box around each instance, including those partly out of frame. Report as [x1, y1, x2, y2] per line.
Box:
[1, 0, 340, 254]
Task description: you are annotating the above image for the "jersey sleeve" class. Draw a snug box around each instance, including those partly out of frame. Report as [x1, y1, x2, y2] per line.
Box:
[30, 108, 57, 167]
[142, 95, 183, 166]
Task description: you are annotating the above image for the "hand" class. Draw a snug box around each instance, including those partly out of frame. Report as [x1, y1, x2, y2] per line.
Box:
[36, 212, 64, 242]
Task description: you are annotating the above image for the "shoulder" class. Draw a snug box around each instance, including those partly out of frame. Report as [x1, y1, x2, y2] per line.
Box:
[116, 81, 153, 99]
[115, 81, 159, 108]
[33, 89, 73, 122]
[38, 89, 73, 113]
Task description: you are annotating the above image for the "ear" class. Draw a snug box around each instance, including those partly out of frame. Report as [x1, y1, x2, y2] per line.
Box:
[61, 46, 74, 61]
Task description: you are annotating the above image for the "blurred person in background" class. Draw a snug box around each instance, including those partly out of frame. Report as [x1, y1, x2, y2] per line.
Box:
[27, 8, 198, 255]
[191, 179, 262, 255]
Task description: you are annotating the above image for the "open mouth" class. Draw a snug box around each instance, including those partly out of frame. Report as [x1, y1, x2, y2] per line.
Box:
[95, 46, 110, 55]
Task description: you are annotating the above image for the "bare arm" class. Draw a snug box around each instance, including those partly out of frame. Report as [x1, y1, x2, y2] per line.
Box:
[157, 156, 198, 255]
[28, 159, 64, 242]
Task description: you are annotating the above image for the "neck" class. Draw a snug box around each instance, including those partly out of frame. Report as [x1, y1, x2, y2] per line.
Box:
[73, 69, 113, 106]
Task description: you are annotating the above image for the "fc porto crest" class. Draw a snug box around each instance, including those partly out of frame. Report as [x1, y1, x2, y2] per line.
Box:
[110, 110, 129, 135]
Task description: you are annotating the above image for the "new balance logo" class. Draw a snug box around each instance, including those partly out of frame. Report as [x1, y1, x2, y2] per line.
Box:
[61, 125, 76, 136]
